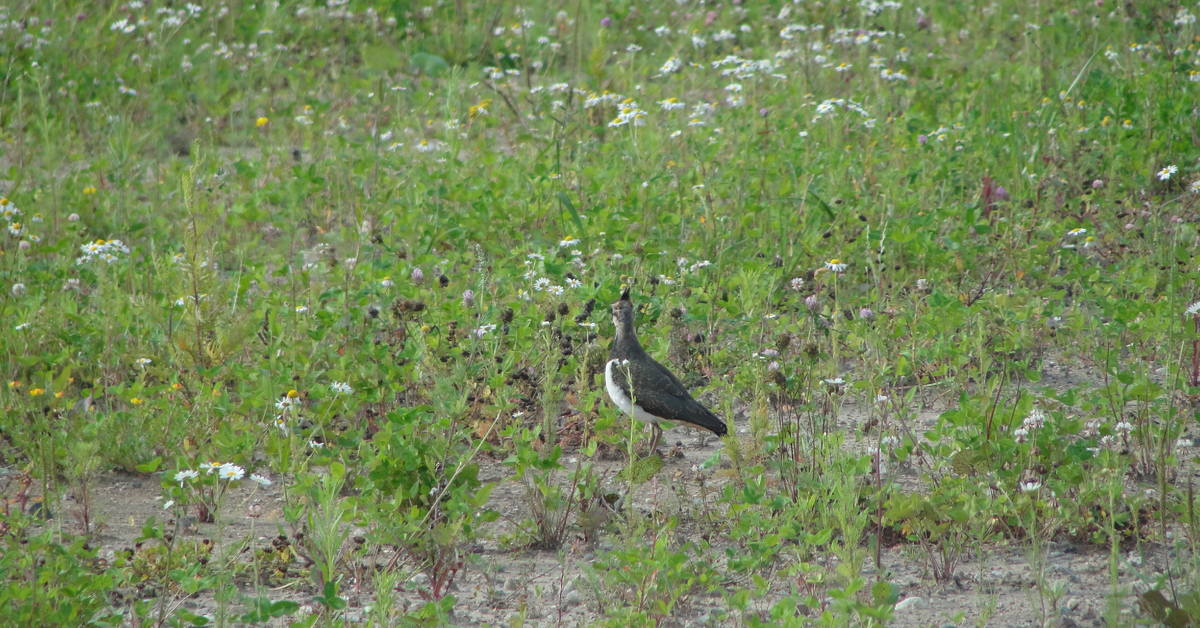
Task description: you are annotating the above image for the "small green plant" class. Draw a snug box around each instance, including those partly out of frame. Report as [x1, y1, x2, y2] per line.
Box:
[0, 513, 125, 627]
[584, 518, 720, 624]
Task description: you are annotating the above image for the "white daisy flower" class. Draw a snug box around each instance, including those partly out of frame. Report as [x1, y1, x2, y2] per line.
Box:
[218, 463, 245, 481]
[175, 469, 199, 486]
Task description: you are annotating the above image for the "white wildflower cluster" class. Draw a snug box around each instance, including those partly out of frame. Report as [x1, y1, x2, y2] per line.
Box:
[812, 98, 872, 122]
[1, 201, 21, 224]
[1023, 408, 1047, 430]
[712, 55, 776, 79]
[828, 26, 896, 45]
[779, 24, 810, 40]
[608, 100, 647, 128]
[197, 461, 246, 481]
[659, 56, 683, 74]
[110, 18, 137, 33]
[331, 381, 353, 394]
[658, 98, 686, 111]
[584, 92, 624, 108]
[858, 0, 903, 16]
[77, 239, 131, 265]
[275, 394, 299, 411]
[1013, 409, 1047, 442]
[712, 30, 736, 42]
[414, 139, 441, 153]
[674, 257, 713, 274]
[923, 124, 963, 142]
[1174, 9, 1196, 26]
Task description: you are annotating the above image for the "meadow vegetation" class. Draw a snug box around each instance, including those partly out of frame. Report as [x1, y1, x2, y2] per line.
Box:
[2, 0, 1200, 625]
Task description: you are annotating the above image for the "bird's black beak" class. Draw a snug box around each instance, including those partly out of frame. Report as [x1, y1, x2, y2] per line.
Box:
[620, 287, 630, 302]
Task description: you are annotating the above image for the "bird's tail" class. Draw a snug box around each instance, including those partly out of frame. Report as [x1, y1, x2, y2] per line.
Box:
[688, 406, 728, 437]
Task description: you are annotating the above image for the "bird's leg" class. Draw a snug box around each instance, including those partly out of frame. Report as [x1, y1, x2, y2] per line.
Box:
[648, 424, 663, 456]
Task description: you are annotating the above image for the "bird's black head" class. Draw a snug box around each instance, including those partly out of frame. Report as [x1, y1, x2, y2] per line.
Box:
[611, 287, 634, 332]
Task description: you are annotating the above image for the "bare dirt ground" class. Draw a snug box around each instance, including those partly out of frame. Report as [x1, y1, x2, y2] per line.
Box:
[15, 356, 1198, 627]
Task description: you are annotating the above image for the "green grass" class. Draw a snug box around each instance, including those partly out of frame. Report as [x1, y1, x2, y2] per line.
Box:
[2, 0, 1200, 625]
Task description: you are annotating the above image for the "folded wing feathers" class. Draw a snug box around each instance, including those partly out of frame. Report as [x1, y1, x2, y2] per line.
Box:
[613, 357, 727, 436]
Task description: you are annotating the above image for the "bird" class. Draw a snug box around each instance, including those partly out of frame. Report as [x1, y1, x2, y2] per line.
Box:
[604, 288, 728, 454]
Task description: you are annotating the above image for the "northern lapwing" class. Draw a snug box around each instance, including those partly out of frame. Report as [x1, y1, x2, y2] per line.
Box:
[605, 288, 728, 454]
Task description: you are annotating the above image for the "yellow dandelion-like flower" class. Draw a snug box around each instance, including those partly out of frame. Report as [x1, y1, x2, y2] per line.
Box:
[30, 388, 45, 397]
[130, 397, 143, 405]
[256, 117, 269, 127]
[83, 186, 97, 195]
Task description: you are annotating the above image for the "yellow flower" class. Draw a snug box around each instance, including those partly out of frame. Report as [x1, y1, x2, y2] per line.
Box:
[287, 389, 300, 398]
[468, 98, 493, 118]
[130, 397, 142, 405]
[83, 186, 97, 195]
[8, 381, 19, 389]
[172, 383, 183, 390]
[256, 117, 269, 127]
[29, 388, 45, 397]
[55, 391, 64, 398]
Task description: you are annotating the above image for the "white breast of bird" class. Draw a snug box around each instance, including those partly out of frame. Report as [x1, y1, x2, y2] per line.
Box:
[604, 359, 664, 425]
